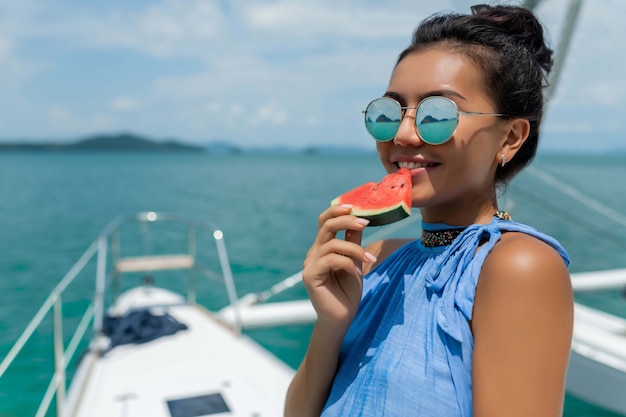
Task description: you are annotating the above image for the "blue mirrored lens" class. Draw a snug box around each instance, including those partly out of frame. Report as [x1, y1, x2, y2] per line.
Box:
[364, 96, 459, 144]
[364, 97, 401, 142]
[415, 97, 459, 144]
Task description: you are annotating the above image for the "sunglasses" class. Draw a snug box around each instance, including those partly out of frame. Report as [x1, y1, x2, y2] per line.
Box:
[363, 96, 507, 145]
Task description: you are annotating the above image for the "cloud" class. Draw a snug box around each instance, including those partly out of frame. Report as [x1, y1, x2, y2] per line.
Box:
[244, 2, 419, 39]
[0, 36, 12, 61]
[0, 0, 228, 60]
[44, 104, 118, 136]
[112, 0, 227, 58]
[110, 96, 139, 111]
[250, 101, 287, 126]
[544, 120, 593, 134]
[46, 106, 75, 131]
[0, 0, 625, 150]
[541, 0, 626, 103]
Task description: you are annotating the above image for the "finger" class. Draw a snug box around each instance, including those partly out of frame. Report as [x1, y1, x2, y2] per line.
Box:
[314, 238, 375, 267]
[318, 204, 354, 230]
[345, 225, 364, 271]
[303, 252, 360, 288]
[313, 214, 369, 249]
[345, 228, 363, 246]
[319, 253, 365, 281]
[311, 205, 353, 248]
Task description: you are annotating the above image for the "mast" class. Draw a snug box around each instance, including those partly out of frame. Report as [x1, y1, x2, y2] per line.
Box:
[523, 0, 585, 102]
[545, 0, 583, 102]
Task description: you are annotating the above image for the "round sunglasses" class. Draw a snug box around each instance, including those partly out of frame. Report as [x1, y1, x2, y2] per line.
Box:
[363, 96, 507, 145]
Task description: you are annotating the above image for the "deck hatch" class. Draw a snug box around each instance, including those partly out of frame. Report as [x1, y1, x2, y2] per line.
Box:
[167, 392, 231, 416]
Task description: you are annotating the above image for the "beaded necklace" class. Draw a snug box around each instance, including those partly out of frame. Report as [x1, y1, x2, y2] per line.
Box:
[420, 210, 511, 247]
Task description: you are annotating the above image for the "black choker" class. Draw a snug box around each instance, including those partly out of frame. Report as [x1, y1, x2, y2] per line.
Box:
[421, 228, 465, 247]
[421, 211, 511, 247]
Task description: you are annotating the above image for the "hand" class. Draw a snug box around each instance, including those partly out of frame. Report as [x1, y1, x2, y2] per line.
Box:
[302, 204, 377, 330]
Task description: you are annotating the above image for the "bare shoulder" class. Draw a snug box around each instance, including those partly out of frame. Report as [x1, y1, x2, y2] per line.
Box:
[473, 230, 573, 353]
[475, 231, 572, 315]
[480, 231, 571, 291]
[472, 232, 573, 416]
[362, 238, 413, 275]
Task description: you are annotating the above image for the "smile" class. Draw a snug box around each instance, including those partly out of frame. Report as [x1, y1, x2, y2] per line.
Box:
[397, 161, 438, 169]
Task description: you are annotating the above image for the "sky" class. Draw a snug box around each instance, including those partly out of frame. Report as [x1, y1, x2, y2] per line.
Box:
[0, 0, 624, 152]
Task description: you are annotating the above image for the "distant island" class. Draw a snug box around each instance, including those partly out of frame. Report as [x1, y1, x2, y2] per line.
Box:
[0, 133, 205, 152]
[0, 132, 376, 155]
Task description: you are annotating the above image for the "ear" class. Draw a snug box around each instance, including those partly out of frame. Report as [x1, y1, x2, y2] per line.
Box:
[499, 118, 530, 165]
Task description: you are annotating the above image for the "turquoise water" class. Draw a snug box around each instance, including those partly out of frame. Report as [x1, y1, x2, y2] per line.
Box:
[365, 119, 458, 144]
[0, 151, 625, 416]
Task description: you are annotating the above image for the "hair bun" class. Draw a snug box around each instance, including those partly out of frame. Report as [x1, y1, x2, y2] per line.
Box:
[471, 4, 553, 75]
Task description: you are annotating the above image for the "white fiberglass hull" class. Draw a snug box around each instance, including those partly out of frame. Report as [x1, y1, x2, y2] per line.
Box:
[65, 286, 294, 417]
[566, 302, 626, 415]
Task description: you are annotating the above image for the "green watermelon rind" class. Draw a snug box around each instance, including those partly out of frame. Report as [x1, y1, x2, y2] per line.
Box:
[330, 197, 411, 227]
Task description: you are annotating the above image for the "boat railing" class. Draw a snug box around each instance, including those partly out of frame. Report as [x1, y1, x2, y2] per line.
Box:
[93, 211, 242, 337]
[0, 239, 99, 417]
[0, 211, 241, 417]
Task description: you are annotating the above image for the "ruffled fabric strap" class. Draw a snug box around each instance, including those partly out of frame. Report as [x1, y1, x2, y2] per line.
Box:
[424, 218, 570, 343]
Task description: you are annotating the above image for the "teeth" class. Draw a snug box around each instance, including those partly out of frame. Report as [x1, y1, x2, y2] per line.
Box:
[398, 161, 435, 169]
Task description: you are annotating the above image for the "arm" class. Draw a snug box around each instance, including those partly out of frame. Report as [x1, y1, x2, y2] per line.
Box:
[285, 236, 410, 416]
[284, 204, 377, 417]
[284, 319, 348, 417]
[472, 233, 573, 417]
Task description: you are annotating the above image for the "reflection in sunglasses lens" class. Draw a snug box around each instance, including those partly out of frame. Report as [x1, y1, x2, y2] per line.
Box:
[365, 98, 402, 142]
[416, 98, 459, 144]
[365, 97, 459, 144]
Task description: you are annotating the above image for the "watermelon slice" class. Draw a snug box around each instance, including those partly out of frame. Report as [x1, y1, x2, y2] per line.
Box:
[331, 167, 412, 226]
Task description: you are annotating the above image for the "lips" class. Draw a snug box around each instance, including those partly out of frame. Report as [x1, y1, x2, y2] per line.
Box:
[396, 160, 439, 170]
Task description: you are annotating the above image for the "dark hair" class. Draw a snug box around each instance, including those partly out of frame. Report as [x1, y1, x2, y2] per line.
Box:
[397, 4, 553, 184]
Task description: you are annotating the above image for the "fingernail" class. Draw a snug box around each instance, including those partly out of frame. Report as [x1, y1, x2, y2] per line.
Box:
[364, 252, 377, 263]
[355, 218, 370, 226]
[341, 204, 353, 209]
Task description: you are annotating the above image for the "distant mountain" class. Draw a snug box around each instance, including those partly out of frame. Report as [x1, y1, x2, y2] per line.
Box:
[70, 134, 204, 151]
[0, 133, 204, 152]
[302, 145, 375, 155]
[0, 133, 377, 155]
[203, 140, 243, 154]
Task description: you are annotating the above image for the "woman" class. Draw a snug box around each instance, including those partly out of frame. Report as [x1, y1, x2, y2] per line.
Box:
[285, 4, 573, 417]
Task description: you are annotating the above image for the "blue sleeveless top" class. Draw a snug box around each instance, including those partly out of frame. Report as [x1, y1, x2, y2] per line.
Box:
[321, 217, 570, 417]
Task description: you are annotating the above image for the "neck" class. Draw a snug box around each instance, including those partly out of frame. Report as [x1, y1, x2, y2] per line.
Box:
[420, 204, 499, 227]
[417, 183, 500, 225]
[420, 210, 511, 247]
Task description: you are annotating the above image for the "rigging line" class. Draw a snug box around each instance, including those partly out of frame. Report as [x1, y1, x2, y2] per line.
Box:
[526, 165, 626, 229]
[587, 0, 626, 50]
[362, 210, 423, 247]
[246, 2, 588, 305]
[247, 212, 424, 304]
[252, 159, 626, 303]
[254, 160, 625, 304]
[544, 0, 584, 102]
[509, 184, 626, 251]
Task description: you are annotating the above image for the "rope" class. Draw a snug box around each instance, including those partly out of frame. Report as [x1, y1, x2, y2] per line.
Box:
[526, 165, 626, 229]
[244, 164, 626, 304]
[509, 183, 626, 251]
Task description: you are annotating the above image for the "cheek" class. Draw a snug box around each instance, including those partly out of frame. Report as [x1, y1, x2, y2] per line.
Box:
[445, 141, 496, 186]
[450, 124, 502, 175]
[465, 159, 495, 187]
[376, 142, 395, 173]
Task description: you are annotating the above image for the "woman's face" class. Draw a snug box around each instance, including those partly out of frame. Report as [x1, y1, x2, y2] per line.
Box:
[376, 47, 511, 223]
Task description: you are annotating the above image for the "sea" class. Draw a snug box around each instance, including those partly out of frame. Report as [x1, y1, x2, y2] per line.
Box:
[0, 150, 625, 416]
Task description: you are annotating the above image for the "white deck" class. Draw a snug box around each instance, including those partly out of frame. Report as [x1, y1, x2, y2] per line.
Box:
[115, 255, 195, 273]
[567, 302, 626, 415]
[66, 287, 295, 417]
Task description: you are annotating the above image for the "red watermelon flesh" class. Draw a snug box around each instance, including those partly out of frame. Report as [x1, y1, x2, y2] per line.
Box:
[331, 167, 412, 226]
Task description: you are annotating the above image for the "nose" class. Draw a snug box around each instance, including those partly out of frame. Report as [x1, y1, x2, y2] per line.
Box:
[393, 107, 424, 147]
